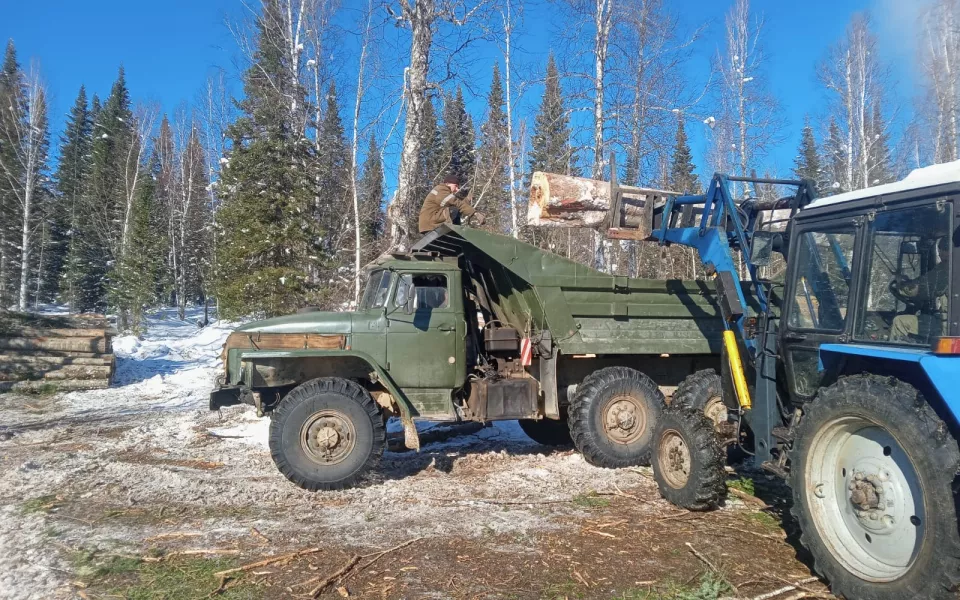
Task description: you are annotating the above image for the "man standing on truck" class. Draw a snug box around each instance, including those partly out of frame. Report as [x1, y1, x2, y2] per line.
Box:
[419, 174, 485, 234]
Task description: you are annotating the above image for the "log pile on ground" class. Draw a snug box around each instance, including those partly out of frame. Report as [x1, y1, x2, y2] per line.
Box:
[0, 312, 116, 392]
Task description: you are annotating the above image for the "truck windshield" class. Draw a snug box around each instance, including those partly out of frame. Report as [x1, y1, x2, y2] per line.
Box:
[359, 270, 393, 309]
[857, 203, 951, 345]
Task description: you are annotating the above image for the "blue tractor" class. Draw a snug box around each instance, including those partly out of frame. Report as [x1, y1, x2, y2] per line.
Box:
[643, 164, 960, 600]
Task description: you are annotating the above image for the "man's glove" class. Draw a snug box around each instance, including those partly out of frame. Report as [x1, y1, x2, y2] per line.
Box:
[472, 212, 486, 226]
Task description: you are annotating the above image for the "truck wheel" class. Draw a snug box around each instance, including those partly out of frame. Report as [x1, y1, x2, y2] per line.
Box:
[790, 374, 960, 600]
[672, 369, 727, 428]
[518, 418, 572, 446]
[269, 377, 385, 491]
[652, 407, 727, 511]
[568, 366, 664, 468]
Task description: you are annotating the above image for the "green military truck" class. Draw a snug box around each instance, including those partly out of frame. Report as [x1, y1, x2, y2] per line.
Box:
[210, 225, 729, 490]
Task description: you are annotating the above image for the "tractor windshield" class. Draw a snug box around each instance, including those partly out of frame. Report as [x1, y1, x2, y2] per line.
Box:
[788, 228, 856, 331]
[857, 203, 952, 345]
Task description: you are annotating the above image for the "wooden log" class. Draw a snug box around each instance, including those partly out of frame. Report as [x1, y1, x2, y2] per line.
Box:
[0, 354, 114, 366]
[0, 364, 114, 382]
[0, 378, 111, 393]
[527, 171, 672, 239]
[0, 336, 107, 353]
[0, 327, 111, 338]
[1, 348, 114, 359]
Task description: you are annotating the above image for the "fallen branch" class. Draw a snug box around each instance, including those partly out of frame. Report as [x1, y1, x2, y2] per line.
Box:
[310, 555, 361, 597]
[431, 497, 572, 506]
[583, 529, 618, 539]
[765, 575, 824, 599]
[144, 549, 240, 562]
[307, 537, 424, 597]
[728, 487, 771, 508]
[214, 547, 320, 578]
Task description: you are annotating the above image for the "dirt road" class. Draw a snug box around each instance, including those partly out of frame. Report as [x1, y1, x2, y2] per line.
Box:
[0, 310, 831, 599]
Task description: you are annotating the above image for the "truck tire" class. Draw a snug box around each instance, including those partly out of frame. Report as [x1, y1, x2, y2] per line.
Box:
[672, 369, 727, 428]
[790, 374, 960, 600]
[269, 377, 385, 491]
[568, 366, 664, 468]
[652, 406, 727, 511]
[518, 418, 572, 446]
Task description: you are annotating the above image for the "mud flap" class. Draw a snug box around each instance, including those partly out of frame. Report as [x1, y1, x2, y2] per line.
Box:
[402, 416, 421, 451]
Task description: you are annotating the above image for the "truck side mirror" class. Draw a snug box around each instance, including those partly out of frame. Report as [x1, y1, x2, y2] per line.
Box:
[899, 240, 919, 256]
[750, 231, 774, 267]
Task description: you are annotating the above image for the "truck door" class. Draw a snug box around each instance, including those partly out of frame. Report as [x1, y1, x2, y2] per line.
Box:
[780, 220, 860, 401]
[386, 271, 462, 389]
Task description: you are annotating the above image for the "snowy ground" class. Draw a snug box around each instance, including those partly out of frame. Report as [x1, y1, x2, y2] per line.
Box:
[0, 308, 826, 600]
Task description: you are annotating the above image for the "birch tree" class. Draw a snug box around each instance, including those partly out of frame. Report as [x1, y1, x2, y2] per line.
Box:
[388, 0, 488, 251]
[919, 0, 960, 163]
[711, 0, 781, 184]
[0, 63, 50, 310]
[349, 1, 375, 302]
[818, 13, 892, 191]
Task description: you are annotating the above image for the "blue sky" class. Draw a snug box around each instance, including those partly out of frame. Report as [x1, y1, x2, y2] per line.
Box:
[5, 0, 927, 187]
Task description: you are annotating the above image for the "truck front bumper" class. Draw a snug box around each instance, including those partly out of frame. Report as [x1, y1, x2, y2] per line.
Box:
[209, 386, 248, 411]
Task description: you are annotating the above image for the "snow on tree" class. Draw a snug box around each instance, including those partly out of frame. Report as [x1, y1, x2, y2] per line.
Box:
[0, 47, 51, 311]
[54, 86, 93, 307]
[214, 0, 322, 318]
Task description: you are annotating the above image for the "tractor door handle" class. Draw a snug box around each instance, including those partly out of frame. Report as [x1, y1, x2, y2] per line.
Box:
[438, 325, 456, 331]
[782, 333, 807, 343]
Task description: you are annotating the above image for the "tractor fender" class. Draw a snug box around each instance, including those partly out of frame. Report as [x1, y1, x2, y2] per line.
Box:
[238, 349, 421, 449]
[819, 343, 960, 424]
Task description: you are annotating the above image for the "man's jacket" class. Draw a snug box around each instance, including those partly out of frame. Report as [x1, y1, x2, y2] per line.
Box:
[418, 183, 475, 233]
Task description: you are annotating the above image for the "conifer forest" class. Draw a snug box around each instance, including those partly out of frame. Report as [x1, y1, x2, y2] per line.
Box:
[1, 0, 956, 329]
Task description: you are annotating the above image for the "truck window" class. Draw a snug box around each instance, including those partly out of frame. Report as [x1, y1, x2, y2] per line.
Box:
[359, 270, 393, 309]
[395, 274, 449, 310]
[788, 228, 856, 331]
[857, 203, 951, 345]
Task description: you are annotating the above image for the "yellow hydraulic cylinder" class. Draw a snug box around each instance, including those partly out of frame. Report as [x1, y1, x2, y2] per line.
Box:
[723, 330, 752, 411]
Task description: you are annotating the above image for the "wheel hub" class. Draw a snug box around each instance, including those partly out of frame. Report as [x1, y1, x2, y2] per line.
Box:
[301, 410, 357, 465]
[658, 430, 690, 489]
[703, 395, 728, 427]
[603, 396, 646, 444]
[805, 416, 923, 582]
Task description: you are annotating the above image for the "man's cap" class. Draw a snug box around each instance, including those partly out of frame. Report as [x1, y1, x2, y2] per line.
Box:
[443, 174, 461, 186]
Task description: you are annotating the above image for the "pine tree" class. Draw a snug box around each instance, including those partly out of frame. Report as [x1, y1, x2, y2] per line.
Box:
[793, 116, 822, 191]
[441, 87, 475, 185]
[77, 67, 134, 312]
[669, 116, 699, 194]
[214, 0, 320, 317]
[56, 86, 93, 306]
[822, 118, 847, 196]
[529, 54, 576, 178]
[0, 40, 23, 308]
[477, 65, 511, 232]
[867, 103, 893, 186]
[109, 156, 164, 333]
[315, 82, 349, 254]
[358, 134, 385, 256]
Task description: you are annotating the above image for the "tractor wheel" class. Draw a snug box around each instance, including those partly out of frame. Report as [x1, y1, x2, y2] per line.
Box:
[672, 370, 728, 429]
[518, 418, 572, 446]
[652, 407, 727, 511]
[269, 377, 385, 491]
[568, 367, 664, 468]
[790, 374, 960, 600]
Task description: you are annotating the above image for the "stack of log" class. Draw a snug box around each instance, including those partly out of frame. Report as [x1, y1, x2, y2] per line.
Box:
[0, 312, 116, 392]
